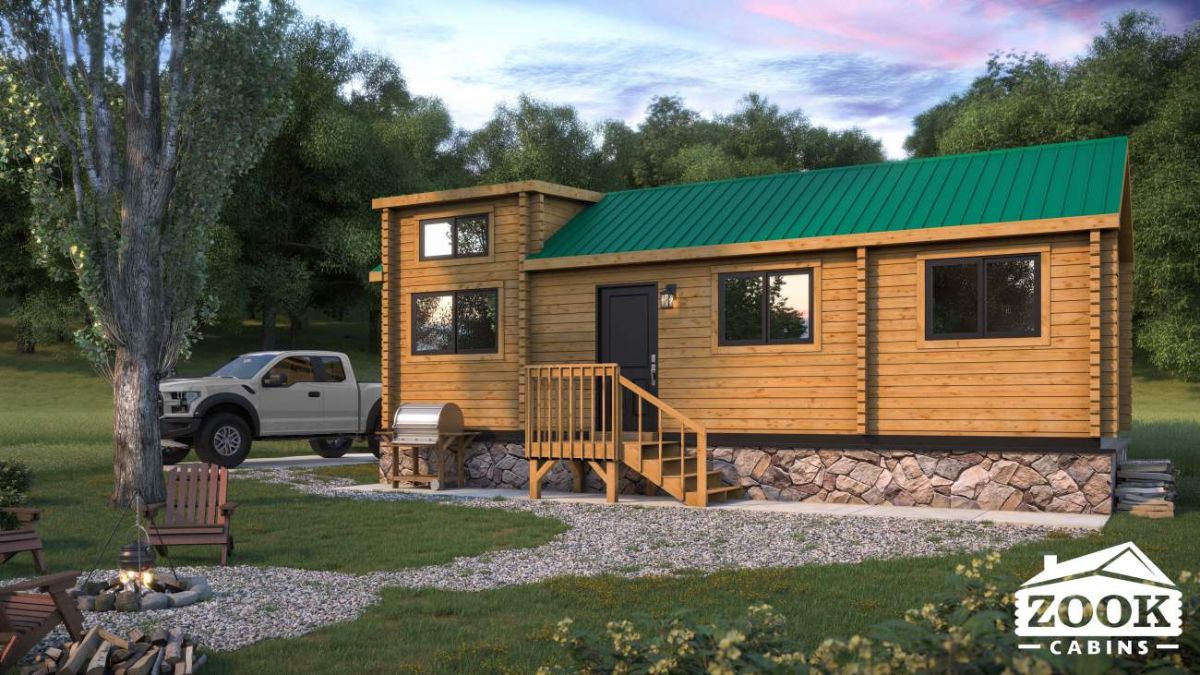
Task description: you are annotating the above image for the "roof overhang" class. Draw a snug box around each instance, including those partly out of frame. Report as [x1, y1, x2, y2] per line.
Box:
[522, 213, 1120, 272]
[372, 180, 603, 210]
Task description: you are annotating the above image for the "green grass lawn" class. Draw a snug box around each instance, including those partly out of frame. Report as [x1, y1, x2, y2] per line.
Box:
[0, 315, 1197, 673]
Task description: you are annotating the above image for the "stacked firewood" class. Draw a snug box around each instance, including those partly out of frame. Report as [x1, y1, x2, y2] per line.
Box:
[1115, 459, 1176, 518]
[22, 626, 206, 675]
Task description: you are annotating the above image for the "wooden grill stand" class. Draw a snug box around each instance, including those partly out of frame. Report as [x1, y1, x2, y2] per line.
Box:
[378, 432, 478, 490]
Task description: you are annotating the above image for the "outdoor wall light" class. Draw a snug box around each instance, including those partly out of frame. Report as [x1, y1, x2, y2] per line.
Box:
[659, 284, 677, 309]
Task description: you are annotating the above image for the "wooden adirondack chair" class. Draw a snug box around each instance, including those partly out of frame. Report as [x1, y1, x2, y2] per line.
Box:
[142, 464, 238, 566]
[0, 507, 49, 575]
[0, 571, 84, 669]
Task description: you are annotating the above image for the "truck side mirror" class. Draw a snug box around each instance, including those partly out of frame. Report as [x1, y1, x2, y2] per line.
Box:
[262, 373, 288, 387]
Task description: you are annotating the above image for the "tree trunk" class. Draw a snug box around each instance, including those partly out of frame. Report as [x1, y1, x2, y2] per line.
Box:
[15, 317, 35, 354]
[111, 346, 166, 506]
[368, 308, 379, 353]
[260, 302, 278, 350]
[287, 313, 302, 348]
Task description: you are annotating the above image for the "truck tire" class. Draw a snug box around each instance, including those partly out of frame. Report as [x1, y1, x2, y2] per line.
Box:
[195, 412, 252, 468]
[366, 412, 382, 458]
[309, 437, 353, 458]
[162, 445, 191, 465]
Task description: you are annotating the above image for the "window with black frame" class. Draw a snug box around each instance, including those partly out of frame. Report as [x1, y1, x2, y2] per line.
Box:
[419, 214, 489, 260]
[412, 288, 499, 354]
[718, 269, 813, 345]
[926, 254, 1040, 340]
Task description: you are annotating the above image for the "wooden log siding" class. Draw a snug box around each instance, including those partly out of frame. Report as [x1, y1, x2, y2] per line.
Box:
[383, 192, 591, 432]
[869, 234, 1096, 438]
[529, 251, 860, 434]
[381, 187, 1128, 441]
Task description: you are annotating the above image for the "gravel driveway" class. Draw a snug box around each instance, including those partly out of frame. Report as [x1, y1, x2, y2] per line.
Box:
[37, 468, 1079, 653]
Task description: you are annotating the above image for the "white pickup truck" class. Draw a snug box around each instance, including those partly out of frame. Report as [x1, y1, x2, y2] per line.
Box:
[159, 350, 382, 468]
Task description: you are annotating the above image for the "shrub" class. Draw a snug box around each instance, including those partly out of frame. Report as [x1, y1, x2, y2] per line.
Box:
[0, 459, 33, 530]
[539, 554, 1199, 674]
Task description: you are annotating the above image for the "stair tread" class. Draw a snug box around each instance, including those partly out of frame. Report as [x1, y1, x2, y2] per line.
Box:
[705, 485, 742, 494]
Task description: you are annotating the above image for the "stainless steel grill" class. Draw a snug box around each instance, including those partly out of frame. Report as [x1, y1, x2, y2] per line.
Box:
[390, 402, 464, 446]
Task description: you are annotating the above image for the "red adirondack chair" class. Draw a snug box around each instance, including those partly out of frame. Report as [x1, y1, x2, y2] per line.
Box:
[142, 464, 238, 566]
[0, 571, 85, 669]
[0, 507, 49, 575]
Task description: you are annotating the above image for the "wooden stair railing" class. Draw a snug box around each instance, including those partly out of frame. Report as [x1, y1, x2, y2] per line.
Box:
[523, 363, 739, 507]
[616, 376, 738, 507]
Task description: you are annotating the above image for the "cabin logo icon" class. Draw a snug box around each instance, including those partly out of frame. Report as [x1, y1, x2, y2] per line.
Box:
[1014, 542, 1182, 652]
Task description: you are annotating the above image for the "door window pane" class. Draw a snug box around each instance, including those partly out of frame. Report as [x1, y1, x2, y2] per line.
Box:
[456, 215, 489, 256]
[268, 356, 316, 384]
[413, 293, 453, 353]
[930, 261, 980, 336]
[986, 256, 1039, 336]
[320, 357, 347, 382]
[768, 272, 811, 341]
[721, 274, 764, 342]
[421, 220, 453, 259]
[456, 290, 498, 352]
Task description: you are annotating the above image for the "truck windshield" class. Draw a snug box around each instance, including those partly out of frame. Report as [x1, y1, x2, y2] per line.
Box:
[211, 354, 275, 379]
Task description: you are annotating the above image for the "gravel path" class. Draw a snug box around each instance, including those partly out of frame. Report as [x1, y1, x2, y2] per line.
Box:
[33, 468, 1080, 654]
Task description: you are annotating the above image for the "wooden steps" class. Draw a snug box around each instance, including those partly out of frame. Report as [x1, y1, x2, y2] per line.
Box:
[621, 436, 741, 507]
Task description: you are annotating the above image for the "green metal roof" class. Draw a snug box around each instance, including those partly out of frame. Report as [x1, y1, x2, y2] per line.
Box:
[531, 137, 1128, 260]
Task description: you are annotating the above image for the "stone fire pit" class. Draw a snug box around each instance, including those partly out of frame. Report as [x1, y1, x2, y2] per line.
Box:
[71, 573, 212, 612]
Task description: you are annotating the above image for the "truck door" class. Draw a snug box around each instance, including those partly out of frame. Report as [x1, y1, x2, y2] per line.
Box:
[314, 355, 359, 433]
[258, 355, 324, 435]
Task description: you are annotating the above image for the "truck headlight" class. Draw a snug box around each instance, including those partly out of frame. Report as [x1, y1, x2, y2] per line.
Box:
[168, 391, 201, 414]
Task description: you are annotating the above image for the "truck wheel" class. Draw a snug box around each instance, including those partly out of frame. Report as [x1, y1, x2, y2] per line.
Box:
[367, 413, 382, 458]
[162, 445, 191, 465]
[309, 437, 353, 458]
[195, 413, 252, 468]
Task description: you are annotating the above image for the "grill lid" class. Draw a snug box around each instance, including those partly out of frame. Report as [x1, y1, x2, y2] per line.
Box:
[391, 402, 464, 445]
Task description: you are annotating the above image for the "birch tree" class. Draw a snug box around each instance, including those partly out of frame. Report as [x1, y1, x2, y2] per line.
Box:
[0, 0, 294, 505]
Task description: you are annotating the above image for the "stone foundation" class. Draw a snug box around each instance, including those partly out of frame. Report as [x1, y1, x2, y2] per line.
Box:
[378, 442, 1113, 514]
[711, 447, 1112, 514]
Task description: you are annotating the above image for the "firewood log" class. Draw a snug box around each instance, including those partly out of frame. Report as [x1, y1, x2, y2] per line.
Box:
[189, 654, 205, 674]
[125, 648, 158, 675]
[164, 629, 184, 664]
[85, 641, 111, 675]
[151, 646, 165, 674]
[45, 648, 63, 661]
[100, 628, 131, 650]
[60, 627, 102, 675]
[128, 629, 147, 644]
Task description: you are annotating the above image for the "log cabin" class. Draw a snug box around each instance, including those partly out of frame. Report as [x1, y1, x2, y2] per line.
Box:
[372, 136, 1131, 512]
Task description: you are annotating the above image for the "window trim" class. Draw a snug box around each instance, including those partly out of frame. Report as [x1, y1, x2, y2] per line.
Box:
[717, 267, 816, 347]
[418, 213, 490, 261]
[924, 254, 1042, 341]
[410, 287, 500, 356]
[916, 245, 1051, 350]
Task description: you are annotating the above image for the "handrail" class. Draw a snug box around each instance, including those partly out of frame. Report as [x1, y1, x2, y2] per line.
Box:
[522, 363, 711, 506]
[618, 375, 709, 506]
[525, 363, 621, 461]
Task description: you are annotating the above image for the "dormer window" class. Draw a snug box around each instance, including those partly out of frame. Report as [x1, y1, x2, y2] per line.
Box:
[420, 214, 489, 260]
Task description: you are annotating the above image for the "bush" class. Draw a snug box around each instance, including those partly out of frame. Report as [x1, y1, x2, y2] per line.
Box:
[539, 554, 1199, 674]
[0, 459, 33, 530]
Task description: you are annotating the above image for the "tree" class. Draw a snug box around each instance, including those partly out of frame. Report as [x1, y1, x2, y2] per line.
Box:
[222, 20, 461, 349]
[0, 1, 294, 505]
[464, 95, 601, 189]
[903, 11, 1200, 378]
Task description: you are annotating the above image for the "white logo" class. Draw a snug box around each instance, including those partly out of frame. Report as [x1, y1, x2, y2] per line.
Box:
[1014, 542, 1182, 655]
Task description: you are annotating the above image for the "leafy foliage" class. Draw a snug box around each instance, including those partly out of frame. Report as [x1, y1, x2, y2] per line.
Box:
[904, 11, 1200, 378]
[540, 554, 1200, 674]
[219, 19, 462, 347]
[0, 458, 31, 530]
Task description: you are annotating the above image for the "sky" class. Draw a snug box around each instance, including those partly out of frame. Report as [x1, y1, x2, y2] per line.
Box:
[294, 1, 1200, 158]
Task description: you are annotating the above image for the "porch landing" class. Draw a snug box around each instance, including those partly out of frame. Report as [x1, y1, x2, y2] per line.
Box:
[335, 484, 1110, 530]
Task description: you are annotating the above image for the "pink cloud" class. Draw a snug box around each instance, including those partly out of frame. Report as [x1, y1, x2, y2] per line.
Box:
[740, 0, 1120, 67]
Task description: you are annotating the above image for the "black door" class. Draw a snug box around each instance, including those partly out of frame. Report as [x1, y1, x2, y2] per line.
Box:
[598, 284, 658, 431]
